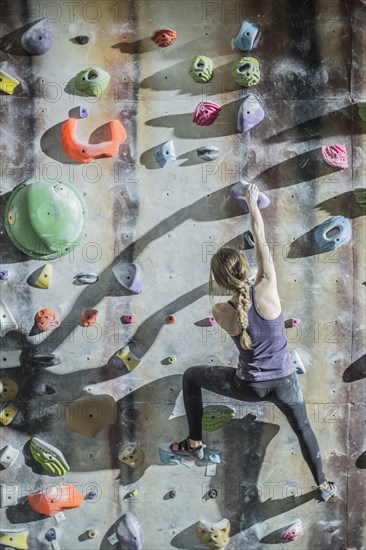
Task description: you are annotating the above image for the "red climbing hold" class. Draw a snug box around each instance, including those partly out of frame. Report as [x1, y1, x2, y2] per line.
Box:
[165, 315, 176, 324]
[81, 309, 98, 327]
[35, 308, 60, 332]
[61, 118, 127, 163]
[151, 29, 177, 47]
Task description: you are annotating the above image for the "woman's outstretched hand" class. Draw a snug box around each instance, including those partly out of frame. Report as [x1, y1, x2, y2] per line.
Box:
[241, 183, 259, 209]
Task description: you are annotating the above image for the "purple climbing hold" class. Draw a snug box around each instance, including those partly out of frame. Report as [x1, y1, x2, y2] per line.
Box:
[0, 270, 9, 281]
[45, 528, 57, 542]
[116, 512, 143, 550]
[237, 94, 264, 132]
[230, 181, 270, 213]
[21, 18, 53, 55]
[79, 106, 89, 118]
[112, 263, 143, 294]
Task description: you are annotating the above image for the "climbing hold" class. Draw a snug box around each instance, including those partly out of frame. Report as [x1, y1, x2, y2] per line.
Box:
[193, 102, 221, 126]
[28, 485, 84, 516]
[116, 512, 144, 550]
[167, 490, 176, 499]
[151, 28, 177, 47]
[237, 94, 264, 132]
[0, 482, 19, 507]
[289, 349, 305, 374]
[66, 394, 117, 437]
[208, 316, 217, 326]
[353, 188, 366, 210]
[322, 145, 349, 169]
[74, 67, 110, 97]
[45, 528, 57, 542]
[0, 403, 17, 425]
[189, 55, 214, 83]
[30, 353, 61, 367]
[0, 444, 20, 469]
[4, 178, 88, 260]
[74, 35, 90, 45]
[207, 489, 218, 499]
[234, 20, 260, 51]
[202, 405, 235, 432]
[154, 140, 177, 167]
[0, 301, 18, 337]
[21, 18, 53, 54]
[81, 309, 98, 327]
[122, 314, 134, 324]
[230, 180, 270, 213]
[35, 264, 52, 289]
[115, 346, 141, 371]
[79, 105, 89, 118]
[244, 230, 255, 248]
[112, 262, 142, 294]
[0, 530, 29, 550]
[314, 215, 352, 251]
[165, 315, 176, 324]
[41, 383, 56, 395]
[285, 318, 301, 328]
[197, 146, 220, 161]
[30, 436, 70, 476]
[35, 308, 60, 332]
[167, 356, 176, 364]
[196, 519, 231, 549]
[358, 102, 366, 121]
[0, 69, 20, 94]
[75, 272, 99, 284]
[158, 447, 182, 465]
[87, 529, 98, 539]
[61, 118, 126, 163]
[126, 489, 139, 498]
[0, 378, 18, 402]
[281, 519, 304, 542]
[118, 446, 145, 468]
[0, 270, 9, 280]
[231, 57, 260, 87]
[85, 491, 97, 500]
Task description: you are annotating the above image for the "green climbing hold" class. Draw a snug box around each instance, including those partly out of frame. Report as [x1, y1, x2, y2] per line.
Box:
[30, 437, 70, 476]
[358, 102, 366, 122]
[189, 55, 214, 83]
[75, 67, 111, 97]
[4, 178, 88, 260]
[202, 405, 235, 432]
[353, 188, 366, 210]
[231, 57, 260, 87]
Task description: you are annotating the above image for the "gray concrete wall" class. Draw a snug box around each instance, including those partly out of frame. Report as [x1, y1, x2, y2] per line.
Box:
[0, 0, 365, 549]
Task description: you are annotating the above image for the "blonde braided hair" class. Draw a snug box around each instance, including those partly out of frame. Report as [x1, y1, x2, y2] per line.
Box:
[209, 247, 253, 349]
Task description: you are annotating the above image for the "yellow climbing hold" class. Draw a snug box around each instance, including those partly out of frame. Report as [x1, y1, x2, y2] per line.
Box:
[115, 346, 141, 371]
[35, 264, 52, 288]
[0, 70, 20, 94]
[0, 530, 28, 549]
[0, 403, 17, 425]
[8, 209, 16, 225]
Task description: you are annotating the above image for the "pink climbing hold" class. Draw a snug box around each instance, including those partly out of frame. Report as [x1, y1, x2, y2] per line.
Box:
[193, 102, 221, 126]
[122, 315, 134, 324]
[285, 317, 300, 328]
[281, 520, 304, 542]
[322, 145, 349, 169]
[208, 316, 217, 326]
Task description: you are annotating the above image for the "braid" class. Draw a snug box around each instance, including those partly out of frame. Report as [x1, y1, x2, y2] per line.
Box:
[236, 282, 253, 350]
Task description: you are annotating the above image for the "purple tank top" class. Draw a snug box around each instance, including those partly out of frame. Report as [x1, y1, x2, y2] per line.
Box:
[228, 286, 293, 382]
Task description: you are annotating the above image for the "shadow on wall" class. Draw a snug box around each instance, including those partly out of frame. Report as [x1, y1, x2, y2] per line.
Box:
[343, 354, 366, 382]
[316, 193, 365, 220]
[257, 147, 343, 189]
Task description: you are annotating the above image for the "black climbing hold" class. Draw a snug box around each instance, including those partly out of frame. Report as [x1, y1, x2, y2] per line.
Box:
[30, 354, 61, 367]
[208, 489, 218, 499]
[168, 490, 176, 499]
[74, 35, 90, 45]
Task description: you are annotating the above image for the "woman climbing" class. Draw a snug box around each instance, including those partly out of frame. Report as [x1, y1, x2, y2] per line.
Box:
[170, 183, 337, 502]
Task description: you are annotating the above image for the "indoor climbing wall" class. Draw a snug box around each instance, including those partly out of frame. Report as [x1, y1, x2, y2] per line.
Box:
[0, 0, 365, 549]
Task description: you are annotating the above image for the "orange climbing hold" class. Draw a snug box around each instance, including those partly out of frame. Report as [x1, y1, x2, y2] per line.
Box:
[165, 315, 176, 324]
[35, 308, 60, 332]
[151, 29, 177, 47]
[81, 309, 98, 327]
[61, 118, 127, 163]
[28, 484, 84, 516]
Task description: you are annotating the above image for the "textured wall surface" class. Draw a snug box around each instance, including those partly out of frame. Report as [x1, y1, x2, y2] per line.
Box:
[0, 1, 365, 549]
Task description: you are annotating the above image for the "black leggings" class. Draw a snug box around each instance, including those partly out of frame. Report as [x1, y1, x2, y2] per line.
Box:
[183, 366, 326, 486]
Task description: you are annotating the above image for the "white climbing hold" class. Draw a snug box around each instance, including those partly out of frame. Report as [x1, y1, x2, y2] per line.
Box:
[0, 302, 18, 337]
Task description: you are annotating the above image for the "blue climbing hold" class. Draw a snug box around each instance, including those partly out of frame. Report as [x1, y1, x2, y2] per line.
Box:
[234, 20, 260, 51]
[158, 447, 181, 465]
[154, 140, 176, 167]
[314, 215, 352, 252]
